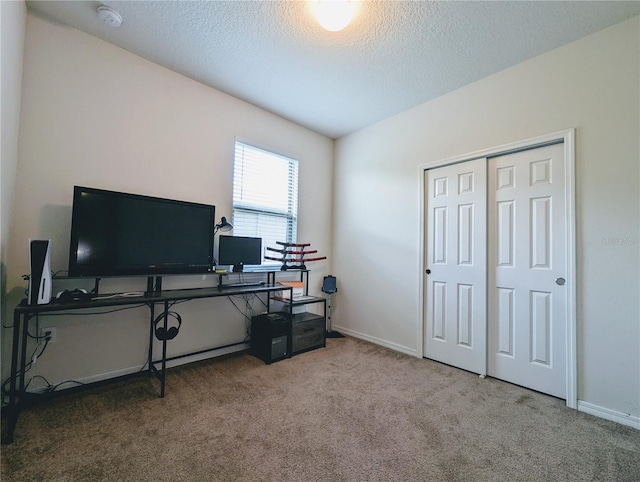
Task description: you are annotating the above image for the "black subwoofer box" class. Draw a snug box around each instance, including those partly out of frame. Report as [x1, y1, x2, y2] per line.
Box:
[249, 312, 292, 364]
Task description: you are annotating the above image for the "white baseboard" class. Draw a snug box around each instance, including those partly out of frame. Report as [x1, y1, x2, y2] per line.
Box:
[28, 364, 147, 392]
[163, 343, 249, 370]
[331, 324, 418, 357]
[63, 365, 145, 386]
[578, 400, 640, 430]
[47, 343, 249, 391]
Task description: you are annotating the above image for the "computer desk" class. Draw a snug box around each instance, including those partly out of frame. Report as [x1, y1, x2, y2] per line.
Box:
[4, 283, 292, 444]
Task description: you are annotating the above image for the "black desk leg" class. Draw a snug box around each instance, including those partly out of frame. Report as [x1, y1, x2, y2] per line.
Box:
[160, 301, 168, 398]
[4, 311, 23, 444]
[289, 295, 293, 357]
[148, 303, 155, 377]
[147, 301, 167, 398]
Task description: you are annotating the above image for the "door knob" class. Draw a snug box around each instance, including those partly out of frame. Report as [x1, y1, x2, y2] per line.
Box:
[426, 269, 431, 275]
[555, 277, 566, 286]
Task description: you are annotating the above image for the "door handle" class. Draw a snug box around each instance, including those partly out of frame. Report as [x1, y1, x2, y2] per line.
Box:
[426, 269, 431, 275]
[555, 277, 566, 286]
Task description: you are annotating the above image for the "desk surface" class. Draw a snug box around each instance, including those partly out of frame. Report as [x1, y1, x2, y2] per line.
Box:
[15, 284, 289, 314]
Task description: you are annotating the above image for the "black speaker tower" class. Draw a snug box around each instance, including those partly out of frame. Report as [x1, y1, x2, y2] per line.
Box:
[322, 275, 344, 338]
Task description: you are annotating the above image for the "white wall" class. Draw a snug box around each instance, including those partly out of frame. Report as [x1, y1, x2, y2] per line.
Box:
[2, 14, 333, 385]
[1, 0, 26, 325]
[333, 17, 640, 421]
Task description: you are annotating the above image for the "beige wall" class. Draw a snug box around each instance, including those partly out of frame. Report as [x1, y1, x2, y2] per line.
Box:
[334, 17, 640, 422]
[1, 1, 26, 323]
[2, 14, 333, 384]
[1, 0, 27, 378]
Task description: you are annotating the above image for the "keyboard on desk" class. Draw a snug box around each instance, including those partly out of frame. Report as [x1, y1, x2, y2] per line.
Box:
[219, 281, 266, 289]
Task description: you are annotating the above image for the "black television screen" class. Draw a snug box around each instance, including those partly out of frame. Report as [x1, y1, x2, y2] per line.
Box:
[68, 186, 215, 277]
[218, 235, 262, 272]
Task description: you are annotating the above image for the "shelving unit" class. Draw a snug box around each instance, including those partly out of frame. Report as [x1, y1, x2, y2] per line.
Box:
[269, 269, 327, 354]
[249, 269, 327, 363]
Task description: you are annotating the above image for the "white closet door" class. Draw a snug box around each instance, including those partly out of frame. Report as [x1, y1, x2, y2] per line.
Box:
[488, 144, 567, 398]
[424, 158, 487, 375]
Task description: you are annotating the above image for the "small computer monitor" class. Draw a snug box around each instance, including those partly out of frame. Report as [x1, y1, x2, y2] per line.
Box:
[217, 235, 262, 272]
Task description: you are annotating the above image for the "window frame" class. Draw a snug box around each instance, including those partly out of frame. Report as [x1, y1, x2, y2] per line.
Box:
[231, 141, 299, 269]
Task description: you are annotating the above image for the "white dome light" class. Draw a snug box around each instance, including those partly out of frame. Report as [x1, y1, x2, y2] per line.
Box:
[315, 0, 355, 32]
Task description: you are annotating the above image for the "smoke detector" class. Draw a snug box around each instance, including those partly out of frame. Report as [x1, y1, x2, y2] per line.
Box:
[97, 5, 122, 28]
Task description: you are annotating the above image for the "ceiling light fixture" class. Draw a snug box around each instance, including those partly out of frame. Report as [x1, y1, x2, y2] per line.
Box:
[97, 5, 122, 28]
[314, 0, 355, 32]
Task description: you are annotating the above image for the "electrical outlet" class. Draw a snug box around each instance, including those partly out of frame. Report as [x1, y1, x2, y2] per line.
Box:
[41, 327, 56, 344]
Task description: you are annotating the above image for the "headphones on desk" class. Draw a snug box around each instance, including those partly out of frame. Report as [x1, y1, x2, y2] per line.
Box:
[153, 311, 182, 341]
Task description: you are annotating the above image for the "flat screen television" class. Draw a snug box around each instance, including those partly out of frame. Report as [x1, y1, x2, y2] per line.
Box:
[218, 235, 262, 272]
[68, 186, 215, 277]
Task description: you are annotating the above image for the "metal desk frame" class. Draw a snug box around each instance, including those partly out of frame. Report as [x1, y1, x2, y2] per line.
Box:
[4, 283, 292, 444]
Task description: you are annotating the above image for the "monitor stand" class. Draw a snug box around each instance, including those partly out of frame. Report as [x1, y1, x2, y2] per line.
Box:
[144, 276, 163, 297]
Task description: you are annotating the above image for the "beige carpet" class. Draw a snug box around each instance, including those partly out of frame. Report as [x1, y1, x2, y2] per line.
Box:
[2, 336, 639, 481]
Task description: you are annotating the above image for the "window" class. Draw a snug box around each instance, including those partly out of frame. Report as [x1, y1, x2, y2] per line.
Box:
[232, 141, 299, 266]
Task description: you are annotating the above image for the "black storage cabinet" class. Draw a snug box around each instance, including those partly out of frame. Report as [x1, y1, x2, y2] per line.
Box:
[291, 312, 326, 354]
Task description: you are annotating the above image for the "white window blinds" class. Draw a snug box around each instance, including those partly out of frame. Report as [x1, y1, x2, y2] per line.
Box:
[232, 142, 298, 264]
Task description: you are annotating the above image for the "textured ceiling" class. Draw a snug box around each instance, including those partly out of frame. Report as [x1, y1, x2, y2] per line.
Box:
[26, 1, 640, 139]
